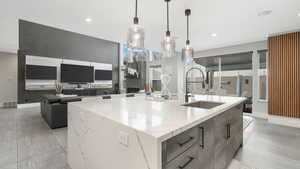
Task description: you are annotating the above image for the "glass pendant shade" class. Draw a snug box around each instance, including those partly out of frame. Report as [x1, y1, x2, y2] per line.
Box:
[127, 23, 145, 50]
[161, 35, 176, 57]
[127, 0, 144, 50]
[182, 45, 194, 64]
[161, 0, 176, 58]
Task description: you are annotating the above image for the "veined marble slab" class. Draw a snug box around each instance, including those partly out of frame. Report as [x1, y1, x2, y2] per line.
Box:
[69, 94, 246, 142]
[68, 94, 245, 169]
[68, 105, 161, 169]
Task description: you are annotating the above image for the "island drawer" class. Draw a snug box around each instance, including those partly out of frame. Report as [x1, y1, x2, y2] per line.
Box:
[164, 126, 200, 163]
[165, 144, 200, 169]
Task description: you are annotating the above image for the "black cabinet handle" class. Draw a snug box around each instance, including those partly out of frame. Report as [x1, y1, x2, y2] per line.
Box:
[177, 136, 194, 147]
[102, 95, 112, 99]
[226, 124, 231, 139]
[178, 156, 195, 169]
[199, 127, 204, 148]
[228, 124, 231, 138]
[126, 94, 135, 97]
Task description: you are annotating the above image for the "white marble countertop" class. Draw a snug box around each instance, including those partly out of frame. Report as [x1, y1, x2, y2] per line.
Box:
[69, 94, 246, 142]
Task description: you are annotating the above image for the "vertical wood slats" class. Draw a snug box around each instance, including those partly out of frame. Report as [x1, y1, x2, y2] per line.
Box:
[268, 32, 300, 118]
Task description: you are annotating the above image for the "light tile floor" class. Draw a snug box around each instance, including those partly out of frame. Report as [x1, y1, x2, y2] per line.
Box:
[235, 116, 300, 169]
[0, 107, 69, 169]
[1, 107, 300, 169]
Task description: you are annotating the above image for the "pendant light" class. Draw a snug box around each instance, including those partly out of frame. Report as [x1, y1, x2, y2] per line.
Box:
[127, 0, 145, 50]
[182, 9, 194, 64]
[161, 0, 176, 57]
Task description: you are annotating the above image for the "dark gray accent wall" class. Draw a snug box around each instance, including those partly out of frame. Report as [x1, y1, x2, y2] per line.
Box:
[18, 20, 120, 103]
[19, 20, 119, 63]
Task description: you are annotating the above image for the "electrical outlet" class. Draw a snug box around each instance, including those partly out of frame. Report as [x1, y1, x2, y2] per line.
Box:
[119, 131, 129, 147]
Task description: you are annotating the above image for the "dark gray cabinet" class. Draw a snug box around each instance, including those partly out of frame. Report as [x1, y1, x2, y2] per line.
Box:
[197, 118, 215, 169]
[214, 111, 228, 169]
[164, 126, 200, 163]
[162, 104, 243, 169]
[165, 144, 201, 169]
[214, 104, 243, 169]
[226, 104, 243, 163]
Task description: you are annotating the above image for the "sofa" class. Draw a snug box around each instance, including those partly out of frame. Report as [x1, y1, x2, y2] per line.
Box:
[41, 95, 82, 129]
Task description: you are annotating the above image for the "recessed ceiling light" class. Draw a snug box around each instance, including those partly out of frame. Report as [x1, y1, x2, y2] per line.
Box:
[298, 13, 300, 17]
[211, 33, 217, 37]
[258, 10, 272, 16]
[85, 18, 92, 23]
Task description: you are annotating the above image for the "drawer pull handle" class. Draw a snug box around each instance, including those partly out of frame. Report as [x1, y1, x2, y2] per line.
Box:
[178, 156, 194, 169]
[199, 127, 204, 148]
[177, 137, 194, 147]
[226, 124, 231, 139]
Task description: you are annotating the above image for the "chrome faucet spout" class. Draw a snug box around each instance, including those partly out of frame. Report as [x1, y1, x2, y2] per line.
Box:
[185, 67, 206, 103]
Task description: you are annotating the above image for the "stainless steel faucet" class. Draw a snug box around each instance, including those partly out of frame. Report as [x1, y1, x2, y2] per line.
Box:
[185, 67, 206, 103]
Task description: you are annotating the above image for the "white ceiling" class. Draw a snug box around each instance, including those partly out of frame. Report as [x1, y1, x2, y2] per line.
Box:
[0, 0, 300, 53]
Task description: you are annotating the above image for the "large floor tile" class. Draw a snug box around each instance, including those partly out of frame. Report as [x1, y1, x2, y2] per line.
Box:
[16, 107, 53, 138]
[16, 121, 51, 139]
[0, 109, 16, 129]
[0, 112, 17, 167]
[0, 108, 17, 115]
[235, 119, 300, 169]
[15, 108, 63, 161]
[17, 131, 62, 161]
[16, 110, 46, 130]
[18, 150, 67, 169]
[52, 128, 67, 151]
[0, 163, 17, 169]
[236, 147, 300, 169]
[0, 143, 17, 167]
[227, 159, 254, 169]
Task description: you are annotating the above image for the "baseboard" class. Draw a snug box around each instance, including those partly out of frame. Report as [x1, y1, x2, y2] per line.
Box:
[17, 103, 40, 109]
[0, 102, 17, 108]
[268, 115, 300, 128]
[250, 111, 268, 119]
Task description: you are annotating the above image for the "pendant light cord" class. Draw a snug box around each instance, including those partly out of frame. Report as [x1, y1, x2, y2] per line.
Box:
[185, 9, 191, 45]
[134, 0, 139, 24]
[187, 14, 189, 42]
[167, 1, 169, 32]
[135, 0, 138, 18]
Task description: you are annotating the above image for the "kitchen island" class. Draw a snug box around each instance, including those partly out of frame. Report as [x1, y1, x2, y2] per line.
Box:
[68, 94, 246, 169]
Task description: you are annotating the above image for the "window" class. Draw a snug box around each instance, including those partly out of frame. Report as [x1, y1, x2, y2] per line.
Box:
[213, 70, 252, 97]
[258, 50, 267, 100]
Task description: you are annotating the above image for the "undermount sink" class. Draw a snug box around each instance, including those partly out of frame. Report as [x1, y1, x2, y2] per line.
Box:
[183, 101, 224, 109]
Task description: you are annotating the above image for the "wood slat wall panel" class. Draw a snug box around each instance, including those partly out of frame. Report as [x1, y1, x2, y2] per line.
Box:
[268, 32, 300, 118]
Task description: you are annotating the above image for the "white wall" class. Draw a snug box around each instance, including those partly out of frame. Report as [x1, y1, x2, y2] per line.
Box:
[0, 52, 17, 107]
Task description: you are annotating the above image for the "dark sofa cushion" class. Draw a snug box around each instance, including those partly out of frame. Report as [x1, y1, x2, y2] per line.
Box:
[42, 95, 61, 104]
[60, 97, 82, 104]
